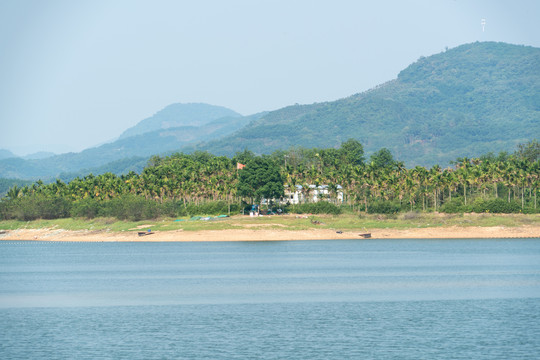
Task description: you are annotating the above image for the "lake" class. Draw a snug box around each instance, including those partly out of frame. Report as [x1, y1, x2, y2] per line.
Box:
[1, 239, 539, 359]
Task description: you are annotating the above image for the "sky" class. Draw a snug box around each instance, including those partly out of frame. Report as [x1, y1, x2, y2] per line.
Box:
[1, 0, 539, 156]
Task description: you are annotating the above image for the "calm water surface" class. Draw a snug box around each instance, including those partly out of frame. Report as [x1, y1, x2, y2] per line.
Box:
[1, 239, 539, 359]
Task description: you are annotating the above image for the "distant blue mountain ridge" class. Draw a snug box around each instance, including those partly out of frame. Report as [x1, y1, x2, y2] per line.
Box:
[0, 103, 255, 180]
[118, 102, 242, 140]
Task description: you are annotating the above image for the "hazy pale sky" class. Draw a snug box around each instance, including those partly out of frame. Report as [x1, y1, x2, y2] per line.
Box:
[1, 0, 539, 155]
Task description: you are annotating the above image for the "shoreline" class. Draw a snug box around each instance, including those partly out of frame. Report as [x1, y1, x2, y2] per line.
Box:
[1, 225, 539, 242]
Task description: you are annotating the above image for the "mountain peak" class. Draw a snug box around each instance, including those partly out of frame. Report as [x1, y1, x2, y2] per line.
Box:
[398, 41, 540, 83]
[0, 149, 17, 160]
[119, 103, 242, 140]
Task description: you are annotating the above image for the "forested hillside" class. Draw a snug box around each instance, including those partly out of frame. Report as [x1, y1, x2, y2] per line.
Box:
[196, 42, 539, 166]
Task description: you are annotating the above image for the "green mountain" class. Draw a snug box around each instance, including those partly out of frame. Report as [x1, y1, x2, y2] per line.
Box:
[0, 104, 253, 180]
[192, 42, 539, 166]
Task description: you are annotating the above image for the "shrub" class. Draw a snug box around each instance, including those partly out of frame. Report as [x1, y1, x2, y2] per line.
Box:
[0, 194, 71, 221]
[440, 198, 468, 213]
[99, 195, 161, 221]
[183, 201, 239, 216]
[161, 200, 185, 217]
[367, 200, 400, 214]
[70, 198, 101, 219]
[0, 200, 12, 220]
[161, 200, 240, 218]
[522, 207, 540, 214]
[196, 201, 231, 215]
[471, 198, 521, 213]
[291, 201, 342, 215]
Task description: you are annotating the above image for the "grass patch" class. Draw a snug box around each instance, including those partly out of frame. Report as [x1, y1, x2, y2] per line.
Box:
[0, 213, 538, 233]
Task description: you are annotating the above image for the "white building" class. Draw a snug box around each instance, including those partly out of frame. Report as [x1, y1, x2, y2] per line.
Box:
[283, 184, 343, 205]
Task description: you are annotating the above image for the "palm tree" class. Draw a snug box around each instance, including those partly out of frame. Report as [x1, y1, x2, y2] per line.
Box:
[6, 185, 21, 200]
[429, 165, 442, 211]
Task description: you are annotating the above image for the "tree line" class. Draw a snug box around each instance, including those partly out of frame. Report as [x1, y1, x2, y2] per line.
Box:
[1, 139, 538, 221]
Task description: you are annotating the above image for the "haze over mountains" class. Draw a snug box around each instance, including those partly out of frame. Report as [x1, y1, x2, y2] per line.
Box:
[0, 104, 261, 180]
[118, 103, 242, 140]
[1, 41, 538, 181]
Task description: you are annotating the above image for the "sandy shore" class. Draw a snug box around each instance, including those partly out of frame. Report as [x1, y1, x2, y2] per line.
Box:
[1, 225, 539, 242]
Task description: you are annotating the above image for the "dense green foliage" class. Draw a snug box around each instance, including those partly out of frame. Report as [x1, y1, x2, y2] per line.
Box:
[1, 140, 538, 221]
[514, 139, 540, 163]
[370, 148, 399, 170]
[289, 202, 342, 215]
[367, 200, 401, 215]
[237, 157, 284, 202]
[198, 42, 540, 167]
